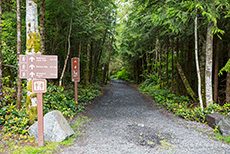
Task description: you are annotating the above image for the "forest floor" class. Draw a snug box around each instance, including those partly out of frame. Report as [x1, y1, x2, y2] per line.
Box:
[58, 79, 230, 154]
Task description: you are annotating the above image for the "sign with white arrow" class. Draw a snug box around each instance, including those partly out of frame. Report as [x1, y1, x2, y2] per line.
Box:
[19, 52, 58, 79]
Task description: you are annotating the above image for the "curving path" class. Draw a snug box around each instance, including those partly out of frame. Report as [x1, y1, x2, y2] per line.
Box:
[60, 79, 230, 154]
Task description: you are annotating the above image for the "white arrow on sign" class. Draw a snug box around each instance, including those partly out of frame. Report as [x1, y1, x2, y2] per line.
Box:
[29, 57, 35, 62]
[29, 64, 35, 70]
[29, 72, 35, 77]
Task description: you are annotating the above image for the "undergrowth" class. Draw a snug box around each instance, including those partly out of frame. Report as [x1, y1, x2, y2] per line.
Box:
[139, 82, 230, 123]
[0, 82, 101, 152]
[0, 115, 91, 153]
[139, 80, 230, 143]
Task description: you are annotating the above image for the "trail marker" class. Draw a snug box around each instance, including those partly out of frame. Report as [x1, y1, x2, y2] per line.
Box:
[71, 57, 80, 103]
[19, 52, 58, 146]
[19, 53, 58, 79]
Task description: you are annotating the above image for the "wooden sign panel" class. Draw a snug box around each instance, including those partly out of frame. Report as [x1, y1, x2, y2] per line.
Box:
[71, 57, 80, 82]
[19, 53, 58, 79]
[32, 79, 47, 93]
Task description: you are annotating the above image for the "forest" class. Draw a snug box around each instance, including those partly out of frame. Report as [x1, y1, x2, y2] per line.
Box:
[0, 0, 230, 151]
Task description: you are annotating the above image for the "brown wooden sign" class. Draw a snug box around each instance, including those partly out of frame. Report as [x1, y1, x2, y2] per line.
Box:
[32, 79, 47, 93]
[19, 53, 58, 79]
[71, 57, 80, 82]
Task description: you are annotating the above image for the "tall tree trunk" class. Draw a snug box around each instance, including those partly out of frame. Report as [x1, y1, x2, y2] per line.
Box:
[40, 0, 45, 53]
[195, 10, 203, 110]
[142, 51, 145, 80]
[89, 42, 93, 83]
[93, 41, 99, 83]
[177, 62, 197, 102]
[205, 22, 214, 107]
[26, 0, 39, 124]
[84, 43, 90, 85]
[166, 42, 169, 85]
[16, 0, 22, 109]
[59, 19, 72, 87]
[0, 0, 3, 103]
[146, 52, 149, 74]
[199, 35, 206, 105]
[226, 48, 230, 103]
[78, 41, 81, 58]
[170, 38, 174, 91]
[214, 38, 220, 103]
[176, 38, 179, 95]
[156, 38, 160, 79]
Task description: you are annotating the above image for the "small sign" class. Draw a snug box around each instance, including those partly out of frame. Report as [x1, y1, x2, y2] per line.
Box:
[32, 79, 47, 93]
[71, 57, 80, 82]
[19, 53, 58, 79]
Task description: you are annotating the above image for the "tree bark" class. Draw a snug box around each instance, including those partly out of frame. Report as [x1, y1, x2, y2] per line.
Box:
[205, 22, 214, 106]
[40, 0, 45, 53]
[0, 0, 3, 103]
[78, 41, 81, 58]
[177, 62, 197, 102]
[26, 0, 39, 124]
[89, 42, 93, 83]
[199, 33, 206, 105]
[226, 48, 230, 103]
[166, 42, 169, 85]
[59, 19, 72, 87]
[84, 43, 90, 85]
[16, 0, 22, 109]
[195, 10, 203, 110]
[170, 38, 174, 91]
[176, 37, 179, 95]
[214, 38, 219, 103]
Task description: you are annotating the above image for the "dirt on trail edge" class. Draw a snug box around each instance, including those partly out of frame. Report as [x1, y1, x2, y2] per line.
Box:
[59, 79, 230, 154]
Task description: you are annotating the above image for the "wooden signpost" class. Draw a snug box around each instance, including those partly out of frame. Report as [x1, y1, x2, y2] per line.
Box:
[19, 52, 58, 146]
[71, 57, 80, 103]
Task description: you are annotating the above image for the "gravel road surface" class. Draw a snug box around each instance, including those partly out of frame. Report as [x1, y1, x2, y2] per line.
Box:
[60, 79, 230, 154]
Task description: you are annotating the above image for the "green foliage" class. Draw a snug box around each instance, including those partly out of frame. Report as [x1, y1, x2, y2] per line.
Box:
[215, 132, 230, 143]
[43, 85, 77, 120]
[0, 81, 101, 136]
[78, 84, 102, 104]
[219, 58, 230, 75]
[11, 142, 59, 154]
[43, 83, 101, 120]
[111, 69, 133, 81]
[0, 104, 29, 135]
[140, 81, 230, 123]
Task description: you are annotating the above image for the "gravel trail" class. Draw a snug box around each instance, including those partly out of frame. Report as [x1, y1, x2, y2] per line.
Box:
[60, 79, 230, 154]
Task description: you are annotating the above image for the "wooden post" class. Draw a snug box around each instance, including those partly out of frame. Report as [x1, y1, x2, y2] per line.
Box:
[75, 82, 78, 103]
[37, 93, 44, 146]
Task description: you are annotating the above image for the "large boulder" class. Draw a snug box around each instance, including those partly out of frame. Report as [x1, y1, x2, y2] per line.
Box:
[206, 113, 224, 129]
[218, 115, 230, 137]
[29, 110, 75, 142]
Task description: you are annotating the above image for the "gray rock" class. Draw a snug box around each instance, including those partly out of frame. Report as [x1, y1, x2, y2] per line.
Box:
[206, 113, 224, 129]
[218, 115, 230, 137]
[29, 110, 75, 142]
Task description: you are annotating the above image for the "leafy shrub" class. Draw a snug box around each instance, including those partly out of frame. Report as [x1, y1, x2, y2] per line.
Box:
[0, 104, 29, 135]
[1, 82, 102, 135]
[43, 83, 101, 120]
[43, 85, 78, 120]
[112, 69, 133, 81]
[139, 80, 230, 123]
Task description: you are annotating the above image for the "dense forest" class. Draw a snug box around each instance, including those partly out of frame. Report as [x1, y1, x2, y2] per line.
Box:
[0, 0, 230, 151]
[114, 0, 230, 108]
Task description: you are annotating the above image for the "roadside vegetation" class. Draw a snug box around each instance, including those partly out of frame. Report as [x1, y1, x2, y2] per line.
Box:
[111, 0, 230, 144]
[0, 0, 115, 152]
